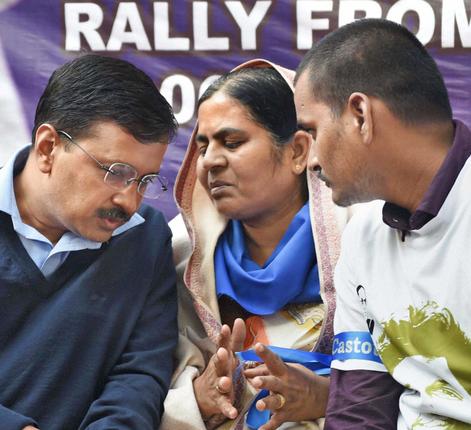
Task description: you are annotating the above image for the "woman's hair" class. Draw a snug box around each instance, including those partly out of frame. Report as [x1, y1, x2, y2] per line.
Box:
[198, 67, 297, 157]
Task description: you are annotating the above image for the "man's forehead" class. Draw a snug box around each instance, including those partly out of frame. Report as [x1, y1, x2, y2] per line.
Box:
[84, 122, 167, 170]
[294, 72, 316, 107]
[294, 82, 317, 128]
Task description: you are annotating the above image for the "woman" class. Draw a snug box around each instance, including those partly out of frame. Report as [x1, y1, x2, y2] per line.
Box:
[162, 59, 347, 430]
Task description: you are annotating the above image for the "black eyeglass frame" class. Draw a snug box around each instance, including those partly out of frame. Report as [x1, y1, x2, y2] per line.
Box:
[57, 130, 168, 199]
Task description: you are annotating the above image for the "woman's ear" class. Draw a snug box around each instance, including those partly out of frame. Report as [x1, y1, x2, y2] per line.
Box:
[290, 130, 311, 174]
[34, 124, 60, 174]
[347, 92, 373, 146]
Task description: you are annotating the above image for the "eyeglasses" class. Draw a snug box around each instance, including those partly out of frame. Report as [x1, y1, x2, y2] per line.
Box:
[57, 130, 168, 199]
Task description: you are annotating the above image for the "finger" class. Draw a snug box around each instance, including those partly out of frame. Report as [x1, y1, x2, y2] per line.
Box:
[244, 364, 269, 378]
[254, 343, 287, 377]
[214, 347, 231, 376]
[215, 395, 238, 420]
[249, 375, 282, 393]
[218, 324, 232, 350]
[259, 413, 284, 430]
[256, 392, 285, 412]
[231, 318, 246, 352]
[215, 375, 232, 394]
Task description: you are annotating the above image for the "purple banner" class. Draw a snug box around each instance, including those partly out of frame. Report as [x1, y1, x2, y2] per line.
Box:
[1, 0, 470, 219]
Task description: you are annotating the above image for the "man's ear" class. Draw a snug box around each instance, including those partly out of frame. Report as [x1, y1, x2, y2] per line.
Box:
[347, 92, 373, 146]
[34, 124, 60, 174]
[289, 130, 311, 175]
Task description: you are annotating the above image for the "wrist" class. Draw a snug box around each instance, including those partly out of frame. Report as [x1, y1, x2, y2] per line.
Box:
[307, 373, 330, 419]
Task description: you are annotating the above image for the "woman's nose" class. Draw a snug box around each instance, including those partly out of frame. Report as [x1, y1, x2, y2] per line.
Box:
[201, 143, 227, 170]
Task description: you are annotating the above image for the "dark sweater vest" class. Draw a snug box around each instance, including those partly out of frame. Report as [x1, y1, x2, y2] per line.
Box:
[0, 205, 177, 430]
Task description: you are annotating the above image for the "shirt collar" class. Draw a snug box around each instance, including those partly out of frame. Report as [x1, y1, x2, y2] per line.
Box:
[383, 120, 471, 231]
[0, 145, 145, 247]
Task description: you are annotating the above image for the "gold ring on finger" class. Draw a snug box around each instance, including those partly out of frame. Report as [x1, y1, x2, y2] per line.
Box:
[275, 393, 286, 410]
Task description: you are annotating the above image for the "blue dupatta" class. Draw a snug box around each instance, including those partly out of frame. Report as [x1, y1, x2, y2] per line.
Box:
[214, 203, 321, 315]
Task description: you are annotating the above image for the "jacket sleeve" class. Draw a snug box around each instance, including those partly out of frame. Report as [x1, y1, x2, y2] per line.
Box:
[325, 369, 402, 429]
[326, 212, 402, 427]
[330, 216, 388, 373]
[78, 232, 178, 430]
[0, 405, 38, 430]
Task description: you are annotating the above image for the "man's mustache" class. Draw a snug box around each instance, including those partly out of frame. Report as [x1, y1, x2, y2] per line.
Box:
[97, 207, 131, 222]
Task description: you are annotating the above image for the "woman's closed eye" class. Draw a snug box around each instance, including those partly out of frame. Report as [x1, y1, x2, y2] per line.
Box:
[197, 140, 243, 156]
[198, 145, 208, 156]
[224, 140, 243, 150]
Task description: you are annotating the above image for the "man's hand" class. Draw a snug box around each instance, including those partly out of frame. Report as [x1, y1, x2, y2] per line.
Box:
[244, 343, 330, 430]
[193, 319, 246, 421]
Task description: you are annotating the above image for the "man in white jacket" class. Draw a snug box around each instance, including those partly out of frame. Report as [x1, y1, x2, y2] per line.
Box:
[295, 18, 471, 429]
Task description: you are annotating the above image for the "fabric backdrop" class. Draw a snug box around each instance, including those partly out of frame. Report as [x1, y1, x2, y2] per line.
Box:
[1, 0, 470, 220]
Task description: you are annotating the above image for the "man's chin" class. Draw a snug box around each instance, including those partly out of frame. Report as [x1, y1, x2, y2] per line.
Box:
[332, 190, 355, 207]
[78, 228, 113, 243]
[332, 189, 375, 207]
[332, 198, 351, 207]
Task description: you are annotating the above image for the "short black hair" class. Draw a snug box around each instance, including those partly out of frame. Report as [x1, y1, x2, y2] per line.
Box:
[198, 67, 297, 152]
[32, 54, 178, 144]
[296, 19, 452, 124]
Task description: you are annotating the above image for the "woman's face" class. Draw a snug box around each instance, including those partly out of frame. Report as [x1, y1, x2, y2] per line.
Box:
[195, 92, 302, 223]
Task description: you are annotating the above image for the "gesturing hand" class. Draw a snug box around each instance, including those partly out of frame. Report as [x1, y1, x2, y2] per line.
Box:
[244, 343, 330, 430]
[193, 318, 246, 421]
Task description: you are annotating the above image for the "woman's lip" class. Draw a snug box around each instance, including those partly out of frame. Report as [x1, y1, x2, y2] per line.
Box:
[209, 183, 232, 197]
[209, 180, 231, 189]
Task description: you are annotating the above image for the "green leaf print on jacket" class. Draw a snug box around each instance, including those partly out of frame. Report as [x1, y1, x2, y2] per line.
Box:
[411, 416, 470, 430]
[377, 301, 471, 396]
[377, 302, 471, 428]
[426, 380, 464, 401]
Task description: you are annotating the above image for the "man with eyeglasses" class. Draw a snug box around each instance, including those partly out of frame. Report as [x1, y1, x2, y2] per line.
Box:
[0, 55, 179, 430]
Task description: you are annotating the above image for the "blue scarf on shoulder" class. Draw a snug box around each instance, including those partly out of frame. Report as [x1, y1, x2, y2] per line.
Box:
[214, 203, 321, 315]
